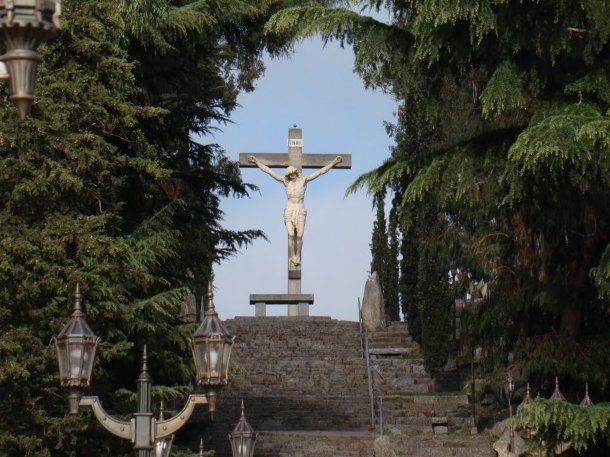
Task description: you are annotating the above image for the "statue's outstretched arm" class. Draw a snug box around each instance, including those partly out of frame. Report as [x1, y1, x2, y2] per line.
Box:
[248, 155, 284, 182]
[306, 156, 343, 182]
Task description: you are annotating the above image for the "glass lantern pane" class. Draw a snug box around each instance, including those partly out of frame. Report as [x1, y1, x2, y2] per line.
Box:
[56, 343, 68, 379]
[221, 343, 232, 380]
[69, 343, 84, 378]
[208, 342, 220, 373]
[81, 344, 96, 379]
[195, 343, 208, 379]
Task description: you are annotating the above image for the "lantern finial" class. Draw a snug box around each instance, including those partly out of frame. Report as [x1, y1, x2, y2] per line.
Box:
[137, 345, 152, 383]
[205, 281, 217, 317]
[73, 283, 83, 316]
[199, 437, 205, 457]
[241, 399, 246, 419]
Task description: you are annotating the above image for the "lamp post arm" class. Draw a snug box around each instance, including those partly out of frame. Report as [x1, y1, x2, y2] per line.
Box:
[80, 396, 133, 440]
[154, 394, 208, 439]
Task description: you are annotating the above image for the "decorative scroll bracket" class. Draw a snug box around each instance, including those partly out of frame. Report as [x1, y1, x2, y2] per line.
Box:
[79, 394, 208, 445]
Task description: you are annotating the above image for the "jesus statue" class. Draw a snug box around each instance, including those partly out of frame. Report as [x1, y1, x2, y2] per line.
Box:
[247, 154, 343, 266]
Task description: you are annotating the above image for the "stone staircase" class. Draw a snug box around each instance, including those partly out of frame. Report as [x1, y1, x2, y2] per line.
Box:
[201, 317, 492, 457]
[255, 431, 376, 457]
[368, 322, 492, 456]
[203, 317, 374, 457]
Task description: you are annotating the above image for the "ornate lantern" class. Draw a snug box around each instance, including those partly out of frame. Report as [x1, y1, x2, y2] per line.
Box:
[0, 0, 61, 119]
[550, 376, 566, 401]
[580, 383, 594, 406]
[228, 401, 257, 457]
[54, 284, 100, 414]
[190, 281, 235, 418]
[154, 401, 174, 457]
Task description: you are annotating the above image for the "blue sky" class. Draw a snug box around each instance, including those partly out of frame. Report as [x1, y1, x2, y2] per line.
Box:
[209, 37, 397, 321]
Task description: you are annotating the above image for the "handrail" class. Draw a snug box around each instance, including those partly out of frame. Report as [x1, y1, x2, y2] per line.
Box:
[358, 298, 386, 435]
[363, 328, 376, 428]
[358, 297, 364, 358]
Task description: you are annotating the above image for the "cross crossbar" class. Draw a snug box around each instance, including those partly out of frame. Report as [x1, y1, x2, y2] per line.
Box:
[239, 152, 351, 169]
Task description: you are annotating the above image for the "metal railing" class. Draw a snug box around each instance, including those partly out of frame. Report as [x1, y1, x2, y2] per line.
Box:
[358, 299, 385, 435]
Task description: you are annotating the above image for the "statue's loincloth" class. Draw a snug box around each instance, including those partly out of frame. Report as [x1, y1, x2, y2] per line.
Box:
[284, 202, 307, 226]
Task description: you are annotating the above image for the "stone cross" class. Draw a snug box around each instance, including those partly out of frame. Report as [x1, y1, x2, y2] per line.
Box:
[239, 126, 352, 316]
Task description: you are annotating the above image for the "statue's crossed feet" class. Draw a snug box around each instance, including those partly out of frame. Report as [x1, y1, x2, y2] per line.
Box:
[290, 256, 301, 266]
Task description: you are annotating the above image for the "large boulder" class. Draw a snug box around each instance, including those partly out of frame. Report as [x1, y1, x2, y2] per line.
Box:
[492, 428, 527, 457]
[373, 435, 397, 457]
[361, 271, 386, 331]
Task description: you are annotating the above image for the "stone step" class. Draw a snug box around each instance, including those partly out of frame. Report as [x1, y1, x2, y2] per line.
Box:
[254, 431, 377, 457]
[369, 347, 420, 357]
[385, 431, 492, 457]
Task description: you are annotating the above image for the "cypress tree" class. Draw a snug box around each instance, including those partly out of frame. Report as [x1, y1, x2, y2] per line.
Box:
[417, 250, 451, 378]
[400, 213, 421, 341]
[386, 193, 400, 321]
[370, 188, 389, 310]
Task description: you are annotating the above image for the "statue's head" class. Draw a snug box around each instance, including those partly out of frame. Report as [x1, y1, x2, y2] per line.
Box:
[285, 166, 299, 180]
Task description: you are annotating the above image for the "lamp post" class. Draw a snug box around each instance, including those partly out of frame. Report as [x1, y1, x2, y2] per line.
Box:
[55, 282, 234, 456]
[0, 0, 61, 119]
[228, 400, 257, 457]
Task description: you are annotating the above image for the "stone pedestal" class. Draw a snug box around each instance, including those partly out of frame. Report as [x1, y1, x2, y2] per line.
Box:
[249, 257, 313, 316]
[249, 294, 314, 316]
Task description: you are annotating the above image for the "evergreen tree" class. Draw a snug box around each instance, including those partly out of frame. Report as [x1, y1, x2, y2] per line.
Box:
[399, 211, 421, 341]
[266, 0, 610, 396]
[386, 192, 400, 321]
[417, 249, 451, 378]
[370, 188, 389, 313]
[0, 0, 283, 455]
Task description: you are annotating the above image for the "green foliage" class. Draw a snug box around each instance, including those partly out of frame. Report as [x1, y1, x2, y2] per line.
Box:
[399, 212, 421, 341]
[386, 197, 400, 321]
[480, 61, 528, 120]
[266, 0, 610, 395]
[417, 249, 451, 378]
[515, 399, 610, 454]
[0, 0, 282, 455]
[370, 189, 389, 301]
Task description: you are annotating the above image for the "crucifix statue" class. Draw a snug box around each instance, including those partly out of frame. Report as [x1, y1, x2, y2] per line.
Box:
[239, 126, 352, 316]
[246, 154, 343, 266]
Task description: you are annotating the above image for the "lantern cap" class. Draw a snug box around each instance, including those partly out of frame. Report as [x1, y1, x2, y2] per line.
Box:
[550, 376, 566, 401]
[232, 400, 255, 434]
[57, 284, 96, 339]
[580, 383, 594, 406]
[193, 282, 233, 339]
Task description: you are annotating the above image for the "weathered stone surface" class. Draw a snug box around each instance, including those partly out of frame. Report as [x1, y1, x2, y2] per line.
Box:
[199, 316, 493, 457]
[361, 272, 386, 331]
[492, 429, 526, 457]
[178, 292, 197, 322]
[373, 435, 397, 457]
[249, 294, 314, 304]
[201, 317, 371, 456]
[368, 321, 492, 457]
[256, 431, 375, 457]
